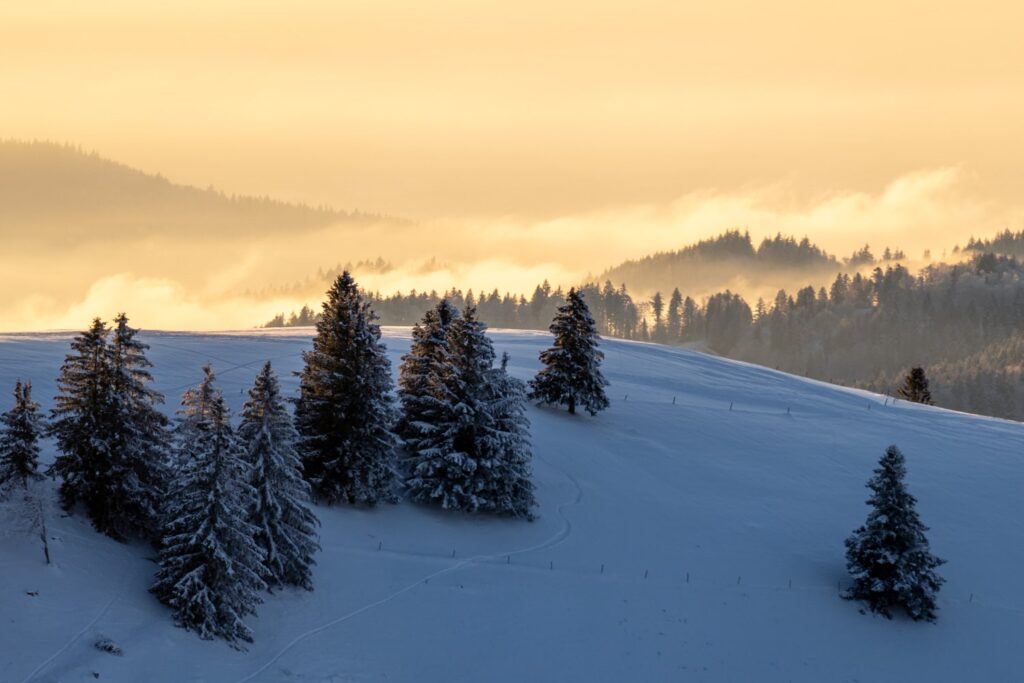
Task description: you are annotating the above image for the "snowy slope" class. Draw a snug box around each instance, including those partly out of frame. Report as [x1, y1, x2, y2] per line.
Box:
[1, 328, 1022, 682]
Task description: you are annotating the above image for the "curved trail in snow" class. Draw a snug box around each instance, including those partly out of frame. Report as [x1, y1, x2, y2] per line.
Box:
[235, 453, 583, 683]
[21, 560, 138, 683]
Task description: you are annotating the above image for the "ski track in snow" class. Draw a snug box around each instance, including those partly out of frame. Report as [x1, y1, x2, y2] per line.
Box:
[235, 453, 583, 683]
[20, 560, 137, 683]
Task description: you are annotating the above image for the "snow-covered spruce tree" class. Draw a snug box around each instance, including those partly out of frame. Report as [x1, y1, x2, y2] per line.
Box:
[844, 445, 945, 621]
[0, 380, 44, 492]
[398, 300, 459, 501]
[294, 272, 399, 505]
[239, 361, 320, 590]
[898, 367, 934, 405]
[486, 352, 537, 518]
[47, 316, 168, 540]
[47, 318, 116, 527]
[529, 287, 610, 416]
[398, 298, 460, 446]
[403, 305, 536, 516]
[104, 314, 170, 541]
[152, 366, 266, 645]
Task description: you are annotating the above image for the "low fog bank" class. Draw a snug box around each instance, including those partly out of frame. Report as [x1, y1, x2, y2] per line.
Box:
[2, 164, 1020, 331]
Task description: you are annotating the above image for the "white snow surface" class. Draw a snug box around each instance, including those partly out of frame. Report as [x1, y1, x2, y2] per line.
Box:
[1, 327, 1022, 682]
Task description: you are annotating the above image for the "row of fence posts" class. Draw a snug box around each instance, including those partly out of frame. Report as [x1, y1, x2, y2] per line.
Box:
[622, 393, 898, 414]
[369, 540, 979, 604]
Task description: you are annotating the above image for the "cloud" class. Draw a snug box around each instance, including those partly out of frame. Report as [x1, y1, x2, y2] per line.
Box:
[6, 274, 293, 332]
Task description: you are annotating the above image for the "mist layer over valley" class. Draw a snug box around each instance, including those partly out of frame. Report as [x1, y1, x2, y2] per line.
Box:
[2, 141, 1019, 332]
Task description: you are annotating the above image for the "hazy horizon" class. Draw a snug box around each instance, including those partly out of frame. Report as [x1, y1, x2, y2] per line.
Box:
[3, 1, 1024, 330]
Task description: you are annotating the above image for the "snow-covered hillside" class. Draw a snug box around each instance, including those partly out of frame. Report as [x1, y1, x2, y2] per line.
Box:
[1, 328, 1022, 682]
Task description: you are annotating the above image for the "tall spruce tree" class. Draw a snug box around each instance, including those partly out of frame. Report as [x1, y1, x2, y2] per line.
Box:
[105, 314, 169, 541]
[667, 288, 683, 342]
[844, 445, 945, 621]
[47, 318, 115, 528]
[0, 380, 44, 491]
[47, 316, 167, 540]
[403, 306, 536, 516]
[398, 298, 460, 445]
[487, 353, 537, 518]
[529, 288, 610, 415]
[898, 367, 934, 405]
[153, 366, 266, 645]
[295, 272, 399, 505]
[399, 300, 461, 506]
[239, 362, 320, 590]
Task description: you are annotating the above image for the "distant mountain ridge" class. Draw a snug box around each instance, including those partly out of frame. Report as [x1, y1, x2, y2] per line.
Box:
[595, 229, 912, 298]
[0, 140, 399, 245]
[596, 230, 839, 296]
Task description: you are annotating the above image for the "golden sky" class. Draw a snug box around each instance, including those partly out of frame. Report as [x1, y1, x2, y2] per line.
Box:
[2, 1, 1023, 329]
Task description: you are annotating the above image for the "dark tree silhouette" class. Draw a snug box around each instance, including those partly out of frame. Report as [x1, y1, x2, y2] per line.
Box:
[844, 445, 945, 621]
[294, 272, 399, 506]
[0, 380, 44, 491]
[529, 288, 609, 416]
[898, 367, 934, 405]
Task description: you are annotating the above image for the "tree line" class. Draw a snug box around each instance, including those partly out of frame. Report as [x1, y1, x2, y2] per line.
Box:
[272, 249, 1024, 421]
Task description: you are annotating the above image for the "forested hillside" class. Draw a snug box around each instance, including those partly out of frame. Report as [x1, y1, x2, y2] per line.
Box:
[270, 249, 1024, 421]
[0, 140, 387, 245]
[593, 230, 907, 299]
[961, 230, 1024, 258]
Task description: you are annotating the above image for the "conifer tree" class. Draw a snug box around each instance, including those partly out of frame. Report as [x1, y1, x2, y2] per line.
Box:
[667, 288, 683, 342]
[0, 380, 44, 492]
[239, 362, 320, 590]
[398, 298, 460, 446]
[47, 318, 115, 526]
[529, 288, 610, 415]
[898, 367, 934, 405]
[844, 445, 945, 621]
[105, 314, 170, 541]
[487, 353, 537, 518]
[47, 316, 168, 540]
[153, 366, 266, 645]
[295, 272, 399, 505]
[403, 306, 536, 516]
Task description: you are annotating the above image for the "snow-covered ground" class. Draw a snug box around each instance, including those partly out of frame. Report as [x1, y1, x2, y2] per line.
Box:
[1, 327, 1022, 682]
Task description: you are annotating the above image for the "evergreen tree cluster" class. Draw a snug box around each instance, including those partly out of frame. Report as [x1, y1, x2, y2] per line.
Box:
[153, 366, 269, 644]
[153, 363, 320, 645]
[48, 314, 169, 541]
[399, 301, 537, 517]
[0, 313, 321, 645]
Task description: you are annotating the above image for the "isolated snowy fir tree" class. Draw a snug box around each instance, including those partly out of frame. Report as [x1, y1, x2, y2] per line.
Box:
[239, 362, 320, 590]
[47, 318, 116, 528]
[104, 314, 170, 541]
[153, 366, 266, 645]
[529, 288, 610, 415]
[0, 380, 44, 491]
[294, 272, 399, 505]
[898, 367, 934, 405]
[844, 445, 945, 621]
[403, 306, 536, 516]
